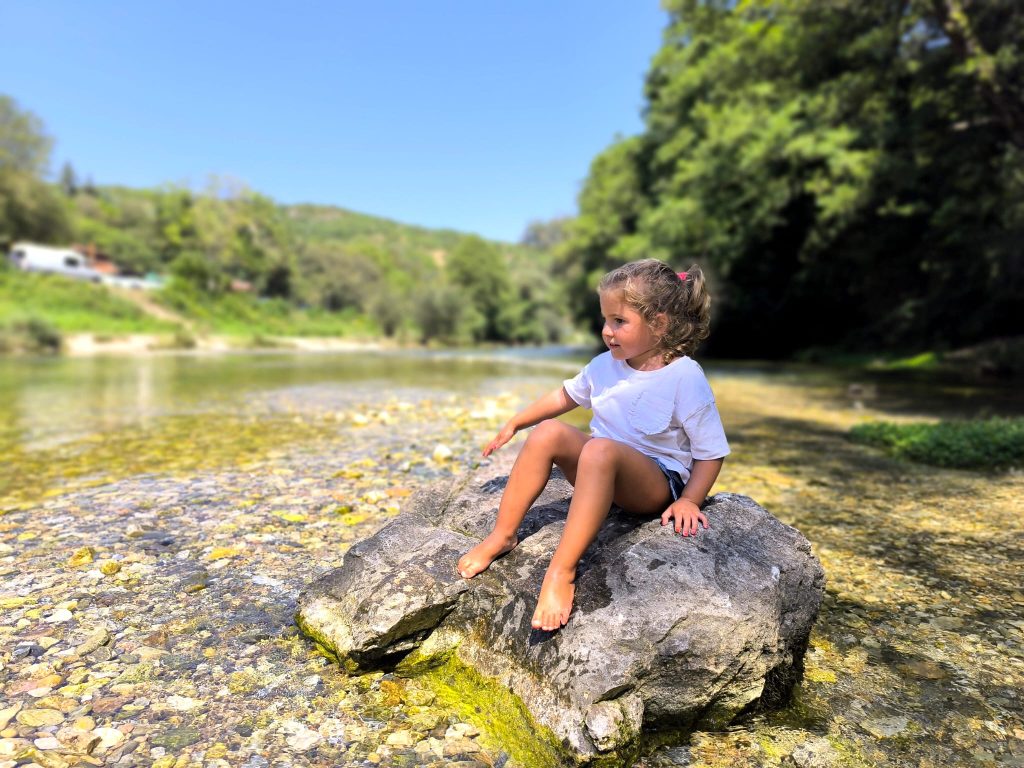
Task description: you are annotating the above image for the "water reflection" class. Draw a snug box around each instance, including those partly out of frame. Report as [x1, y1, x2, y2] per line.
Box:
[0, 350, 584, 453]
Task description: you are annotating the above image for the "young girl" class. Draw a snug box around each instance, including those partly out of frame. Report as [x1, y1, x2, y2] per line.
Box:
[457, 259, 729, 632]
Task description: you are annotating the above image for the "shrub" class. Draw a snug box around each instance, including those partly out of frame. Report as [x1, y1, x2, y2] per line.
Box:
[850, 418, 1024, 471]
[0, 316, 63, 354]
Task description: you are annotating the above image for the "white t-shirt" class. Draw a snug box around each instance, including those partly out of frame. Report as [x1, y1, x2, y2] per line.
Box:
[562, 352, 730, 483]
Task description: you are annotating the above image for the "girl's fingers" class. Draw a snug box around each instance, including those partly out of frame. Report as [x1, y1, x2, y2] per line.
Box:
[660, 509, 671, 526]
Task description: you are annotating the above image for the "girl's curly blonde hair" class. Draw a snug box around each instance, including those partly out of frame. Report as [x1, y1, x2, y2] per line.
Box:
[598, 258, 711, 363]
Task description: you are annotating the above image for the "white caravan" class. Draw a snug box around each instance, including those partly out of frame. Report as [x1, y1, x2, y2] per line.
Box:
[7, 242, 104, 283]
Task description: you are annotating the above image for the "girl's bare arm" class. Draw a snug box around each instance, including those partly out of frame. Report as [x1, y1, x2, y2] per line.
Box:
[483, 386, 580, 456]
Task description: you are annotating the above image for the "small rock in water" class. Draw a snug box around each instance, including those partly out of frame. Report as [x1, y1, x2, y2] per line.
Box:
[150, 727, 201, 750]
[0, 738, 32, 758]
[385, 730, 415, 747]
[281, 720, 322, 751]
[179, 571, 209, 593]
[67, 547, 96, 567]
[165, 695, 203, 711]
[44, 608, 74, 623]
[73, 627, 111, 657]
[0, 704, 23, 730]
[930, 616, 965, 630]
[16, 708, 65, 728]
[93, 726, 126, 752]
[789, 736, 841, 768]
[860, 715, 910, 739]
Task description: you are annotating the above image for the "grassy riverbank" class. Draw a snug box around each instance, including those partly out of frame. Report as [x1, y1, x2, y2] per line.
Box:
[0, 271, 381, 352]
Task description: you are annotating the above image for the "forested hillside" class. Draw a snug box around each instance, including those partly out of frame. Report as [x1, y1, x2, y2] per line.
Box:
[559, 0, 1024, 357]
[0, 94, 569, 344]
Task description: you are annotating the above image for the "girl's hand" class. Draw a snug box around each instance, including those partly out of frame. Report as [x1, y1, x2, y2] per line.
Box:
[661, 498, 708, 537]
[482, 422, 517, 457]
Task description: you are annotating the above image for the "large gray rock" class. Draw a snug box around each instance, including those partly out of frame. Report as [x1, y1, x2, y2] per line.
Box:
[297, 453, 825, 766]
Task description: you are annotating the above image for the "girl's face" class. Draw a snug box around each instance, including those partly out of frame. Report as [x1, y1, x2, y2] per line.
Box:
[599, 289, 666, 369]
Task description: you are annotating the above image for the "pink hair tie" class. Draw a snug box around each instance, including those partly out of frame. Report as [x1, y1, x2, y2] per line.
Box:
[677, 271, 688, 281]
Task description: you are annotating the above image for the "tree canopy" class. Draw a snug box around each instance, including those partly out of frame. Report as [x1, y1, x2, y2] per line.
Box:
[560, 0, 1024, 356]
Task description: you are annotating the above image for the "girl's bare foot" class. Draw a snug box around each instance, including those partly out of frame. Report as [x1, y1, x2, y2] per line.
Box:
[457, 532, 518, 578]
[531, 568, 576, 631]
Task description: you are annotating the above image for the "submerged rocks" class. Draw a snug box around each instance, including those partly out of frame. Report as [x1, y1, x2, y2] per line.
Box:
[297, 453, 826, 766]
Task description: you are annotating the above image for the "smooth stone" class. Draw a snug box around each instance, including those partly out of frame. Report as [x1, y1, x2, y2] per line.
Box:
[789, 736, 842, 768]
[16, 710, 65, 728]
[0, 705, 23, 731]
[0, 740, 32, 758]
[860, 715, 910, 739]
[93, 727, 126, 752]
[149, 727, 201, 750]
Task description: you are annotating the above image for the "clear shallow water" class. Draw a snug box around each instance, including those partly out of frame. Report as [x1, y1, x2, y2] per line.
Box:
[1, 349, 1022, 766]
[0, 350, 586, 453]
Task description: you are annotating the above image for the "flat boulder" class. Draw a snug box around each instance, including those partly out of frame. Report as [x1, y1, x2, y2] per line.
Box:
[297, 452, 825, 766]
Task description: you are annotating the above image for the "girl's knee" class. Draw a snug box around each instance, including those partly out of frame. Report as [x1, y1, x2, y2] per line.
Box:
[578, 437, 619, 468]
[527, 418, 569, 447]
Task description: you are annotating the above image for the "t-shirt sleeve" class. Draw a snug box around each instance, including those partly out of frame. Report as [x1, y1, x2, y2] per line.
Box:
[681, 401, 730, 460]
[562, 363, 593, 409]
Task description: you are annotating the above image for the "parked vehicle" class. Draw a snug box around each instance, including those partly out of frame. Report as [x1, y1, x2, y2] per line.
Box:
[7, 242, 104, 283]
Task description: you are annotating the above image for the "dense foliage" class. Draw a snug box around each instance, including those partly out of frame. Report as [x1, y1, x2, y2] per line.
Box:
[851, 417, 1024, 470]
[560, 0, 1024, 356]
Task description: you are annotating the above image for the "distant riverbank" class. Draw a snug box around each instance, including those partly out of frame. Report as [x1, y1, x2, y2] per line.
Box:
[61, 332, 389, 357]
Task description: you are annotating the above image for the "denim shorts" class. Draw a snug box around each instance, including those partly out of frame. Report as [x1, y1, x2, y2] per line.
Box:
[652, 457, 686, 501]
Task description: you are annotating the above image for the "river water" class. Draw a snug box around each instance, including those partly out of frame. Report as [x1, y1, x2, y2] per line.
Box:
[1, 349, 1021, 767]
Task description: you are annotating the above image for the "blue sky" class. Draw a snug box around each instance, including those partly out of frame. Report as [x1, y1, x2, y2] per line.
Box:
[1, 2, 667, 242]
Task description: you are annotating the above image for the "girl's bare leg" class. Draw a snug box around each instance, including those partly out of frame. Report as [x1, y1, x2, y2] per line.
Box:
[532, 438, 671, 631]
[457, 420, 590, 578]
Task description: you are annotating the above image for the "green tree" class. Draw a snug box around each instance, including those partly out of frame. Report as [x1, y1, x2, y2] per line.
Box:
[520, 217, 572, 251]
[0, 96, 71, 245]
[169, 250, 227, 295]
[0, 96, 52, 175]
[414, 284, 472, 344]
[446, 235, 513, 341]
[59, 162, 78, 197]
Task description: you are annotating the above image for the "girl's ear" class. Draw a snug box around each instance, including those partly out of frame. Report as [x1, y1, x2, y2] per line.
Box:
[651, 312, 669, 337]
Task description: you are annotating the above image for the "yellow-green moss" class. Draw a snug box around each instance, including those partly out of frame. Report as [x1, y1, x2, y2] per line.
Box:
[293, 611, 359, 672]
[414, 653, 574, 768]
